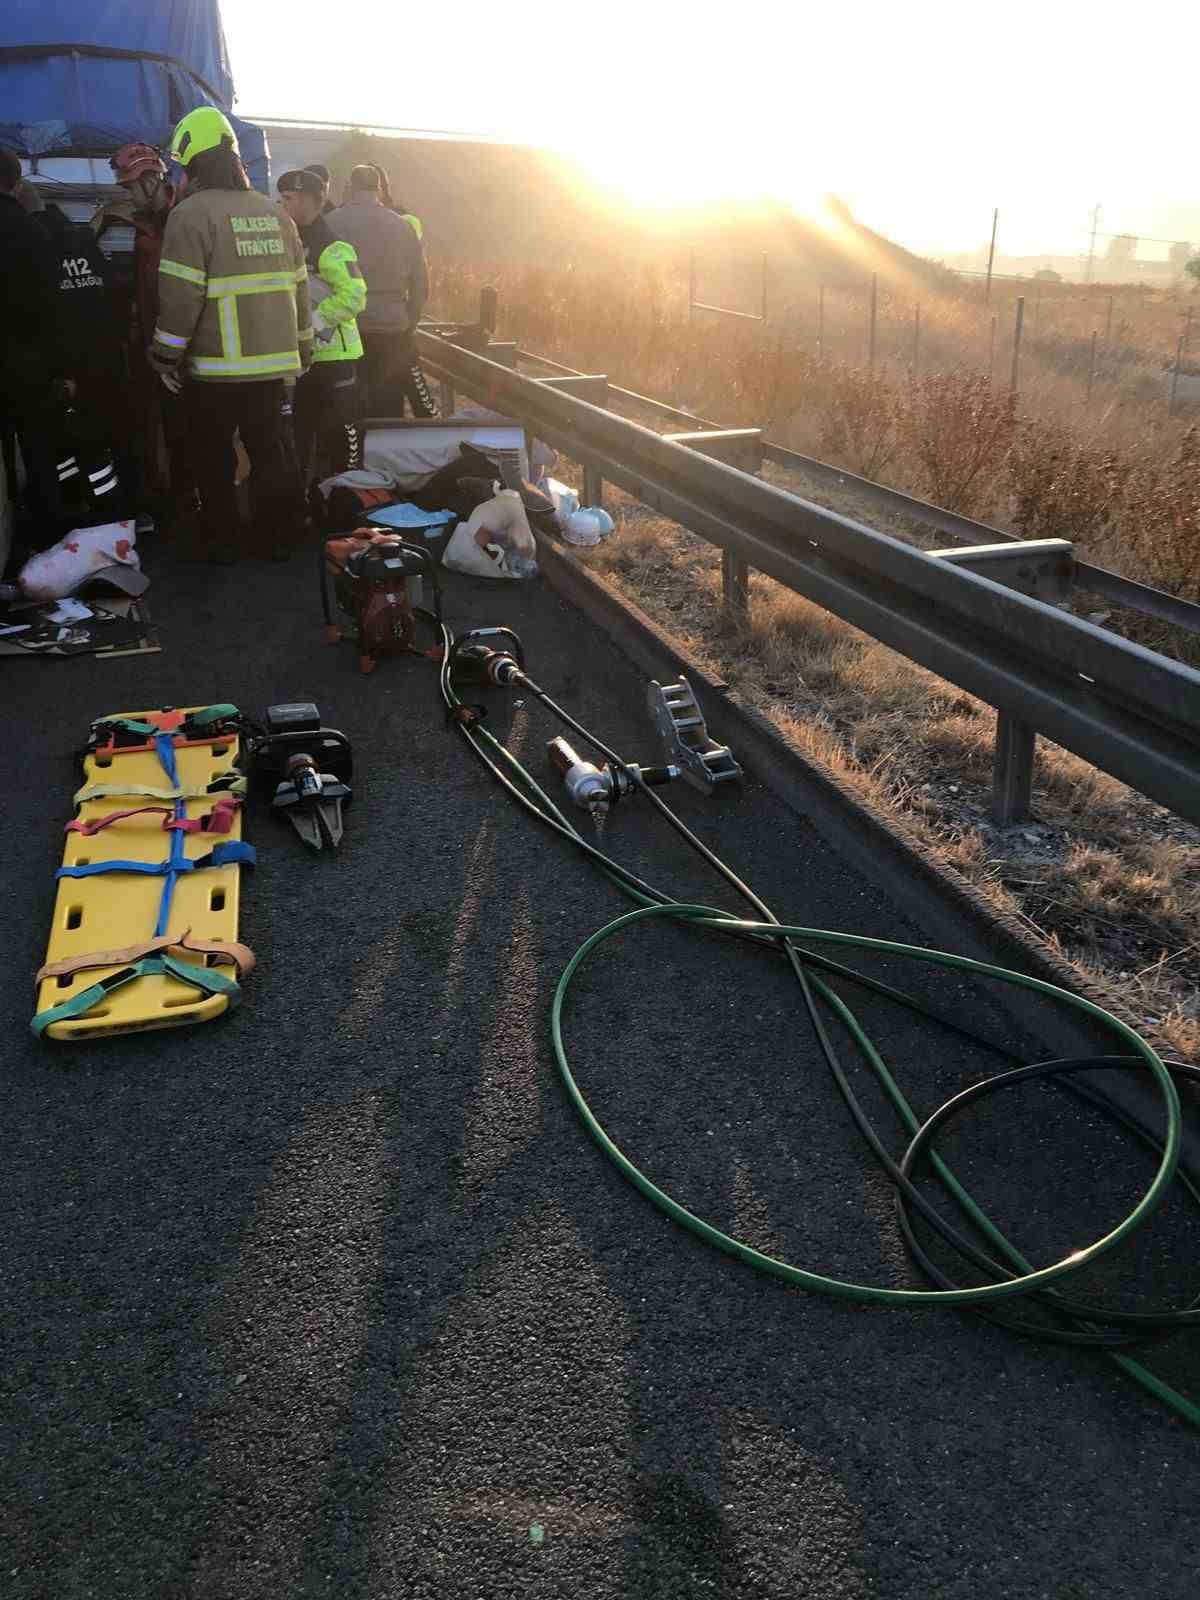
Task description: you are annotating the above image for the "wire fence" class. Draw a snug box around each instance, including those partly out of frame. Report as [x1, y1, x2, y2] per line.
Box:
[687, 252, 1200, 418]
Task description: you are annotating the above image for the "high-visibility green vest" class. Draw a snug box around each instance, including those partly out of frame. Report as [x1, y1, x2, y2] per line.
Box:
[302, 217, 366, 364]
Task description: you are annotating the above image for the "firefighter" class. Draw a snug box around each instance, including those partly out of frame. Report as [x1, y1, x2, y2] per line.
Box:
[276, 168, 365, 480]
[148, 107, 311, 563]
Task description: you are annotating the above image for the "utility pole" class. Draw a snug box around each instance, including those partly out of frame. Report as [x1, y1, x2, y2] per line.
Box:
[1085, 202, 1101, 287]
[985, 207, 998, 302]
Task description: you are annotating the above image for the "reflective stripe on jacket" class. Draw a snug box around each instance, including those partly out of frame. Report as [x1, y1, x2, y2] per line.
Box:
[299, 215, 365, 364]
[151, 188, 311, 382]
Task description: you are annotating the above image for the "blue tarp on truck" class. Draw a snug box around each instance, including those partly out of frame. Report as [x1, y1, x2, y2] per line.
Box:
[0, 2, 269, 189]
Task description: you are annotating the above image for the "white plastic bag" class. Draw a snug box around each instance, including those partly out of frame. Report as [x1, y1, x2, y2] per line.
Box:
[442, 489, 539, 580]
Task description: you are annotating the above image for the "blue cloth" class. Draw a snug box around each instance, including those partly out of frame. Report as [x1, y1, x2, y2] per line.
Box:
[0, 4, 270, 190]
[368, 505, 456, 530]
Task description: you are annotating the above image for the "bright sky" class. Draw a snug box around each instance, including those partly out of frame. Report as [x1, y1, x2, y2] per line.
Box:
[224, 0, 1200, 262]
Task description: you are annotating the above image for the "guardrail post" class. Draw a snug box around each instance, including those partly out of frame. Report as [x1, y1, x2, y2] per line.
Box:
[928, 538, 1076, 606]
[722, 549, 750, 612]
[482, 341, 518, 369]
[440, 377, 457, 415]
[535, 374, 610, 506]
[665, 429, 763, 615]
[992, 712, 1036, 826]
[479, 286, 498, 334]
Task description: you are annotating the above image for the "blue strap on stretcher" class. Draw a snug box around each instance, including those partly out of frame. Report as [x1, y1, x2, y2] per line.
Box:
[57, 842, 256, 879]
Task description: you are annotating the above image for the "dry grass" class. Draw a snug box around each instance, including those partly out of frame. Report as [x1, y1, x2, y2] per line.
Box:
[569, 497, 1200, 1061]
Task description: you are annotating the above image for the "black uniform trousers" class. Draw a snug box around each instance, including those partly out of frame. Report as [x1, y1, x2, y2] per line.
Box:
[361, 329, 437, 419]
[293, 360, 364, 482]
[182, 379, 304, 557]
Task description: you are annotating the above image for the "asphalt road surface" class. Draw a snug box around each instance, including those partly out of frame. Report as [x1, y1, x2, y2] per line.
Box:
[3, 541, 1198, 1599]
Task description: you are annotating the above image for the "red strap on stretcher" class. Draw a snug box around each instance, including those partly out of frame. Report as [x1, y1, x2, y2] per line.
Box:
[66, 795, 241, 837]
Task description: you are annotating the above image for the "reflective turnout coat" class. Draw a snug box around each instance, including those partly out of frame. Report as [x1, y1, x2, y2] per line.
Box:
[150, 187, 312, 382]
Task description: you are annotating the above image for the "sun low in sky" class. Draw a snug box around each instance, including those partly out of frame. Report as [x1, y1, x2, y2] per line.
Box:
[223, 0, 1200, 260]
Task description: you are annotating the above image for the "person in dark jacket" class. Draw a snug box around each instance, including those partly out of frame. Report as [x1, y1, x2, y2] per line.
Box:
[328, 164, 437, 418]
[34, 203, 132, 531]
[0, 146, 63, 542]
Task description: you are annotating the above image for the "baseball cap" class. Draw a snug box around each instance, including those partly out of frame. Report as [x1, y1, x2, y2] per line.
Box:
[277, 169, 324, 200]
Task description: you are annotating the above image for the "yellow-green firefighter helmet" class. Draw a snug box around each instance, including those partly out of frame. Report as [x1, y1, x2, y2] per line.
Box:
[169, 106, 239, 168]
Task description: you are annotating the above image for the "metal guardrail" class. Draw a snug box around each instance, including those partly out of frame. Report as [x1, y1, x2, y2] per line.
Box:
[761, 446, 1200, 638]
[416, 328, 1200, 830]
[518, 350, 1200, 641]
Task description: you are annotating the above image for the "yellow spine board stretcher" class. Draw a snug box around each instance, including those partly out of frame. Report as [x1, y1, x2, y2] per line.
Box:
[33, 705, 255, 1041]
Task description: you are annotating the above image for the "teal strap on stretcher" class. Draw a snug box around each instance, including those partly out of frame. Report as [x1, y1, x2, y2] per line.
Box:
[31, 954, 242, 1037]
[57, 841, 256, 879]
[185, 704, 240, 728]
[93, 705, 240, 740]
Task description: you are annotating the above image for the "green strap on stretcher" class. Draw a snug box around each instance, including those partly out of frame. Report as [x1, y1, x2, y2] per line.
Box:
[185, 704, 240, 727]
[31, 954, 242, 1038]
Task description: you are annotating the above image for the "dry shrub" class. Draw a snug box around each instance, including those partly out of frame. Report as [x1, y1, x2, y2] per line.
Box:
[819, 365, 902, 478]
[897, 372, 1018, 515]
[1120, 426, 1200, 602]
[1005, 422, 1137, 545]
[731, 339, 820, 428]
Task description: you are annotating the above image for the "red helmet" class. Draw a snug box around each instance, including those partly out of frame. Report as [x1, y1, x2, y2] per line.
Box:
[110, 143, 167, 185]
